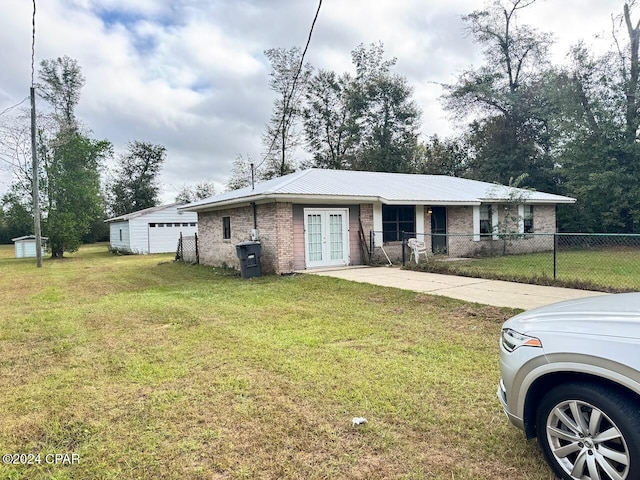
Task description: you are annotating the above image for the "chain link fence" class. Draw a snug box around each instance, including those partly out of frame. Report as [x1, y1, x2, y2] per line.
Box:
[175, 233, 199, 264]
[386, 232, 640, 293]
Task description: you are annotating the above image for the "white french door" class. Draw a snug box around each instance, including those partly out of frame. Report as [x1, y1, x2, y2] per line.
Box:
[304, 208, 349, 268]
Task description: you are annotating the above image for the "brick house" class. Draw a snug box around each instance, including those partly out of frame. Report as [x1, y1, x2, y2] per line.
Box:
[180, 169, 575, 274]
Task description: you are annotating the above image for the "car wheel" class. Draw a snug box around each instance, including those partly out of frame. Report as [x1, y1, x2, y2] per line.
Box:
[536, 382, 640, 480]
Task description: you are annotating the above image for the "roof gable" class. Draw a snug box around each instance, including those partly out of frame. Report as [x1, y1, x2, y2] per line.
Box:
[105, 203, 185, 223]
[12, 235, 49, 242]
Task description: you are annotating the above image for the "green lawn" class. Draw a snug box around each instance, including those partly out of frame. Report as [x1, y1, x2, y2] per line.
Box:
[0, 244, 553, 479]
[423, 248, 640, 292]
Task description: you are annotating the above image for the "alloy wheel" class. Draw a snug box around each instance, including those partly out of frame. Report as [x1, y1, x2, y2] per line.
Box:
[545, 399, 630, 480]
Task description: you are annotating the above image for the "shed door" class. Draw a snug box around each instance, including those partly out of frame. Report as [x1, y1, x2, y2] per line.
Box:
[304, 209, 349, 269]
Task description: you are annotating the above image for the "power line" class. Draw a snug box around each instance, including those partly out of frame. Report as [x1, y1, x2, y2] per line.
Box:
[32, 0, 36, 88]
[256, 0, 323, 172]
[0, 97, 29, 117]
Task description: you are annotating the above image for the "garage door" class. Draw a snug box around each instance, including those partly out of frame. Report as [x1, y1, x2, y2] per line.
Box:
[148, 222, 197, 254]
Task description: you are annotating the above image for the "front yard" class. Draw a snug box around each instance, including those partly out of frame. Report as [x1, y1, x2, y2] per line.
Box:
[0, 244, 553, 479]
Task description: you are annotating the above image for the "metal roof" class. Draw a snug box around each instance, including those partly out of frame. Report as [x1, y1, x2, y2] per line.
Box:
[181, 169, 575, 212]
[105, 203, 185, 223]
[11, 235, 49, 242]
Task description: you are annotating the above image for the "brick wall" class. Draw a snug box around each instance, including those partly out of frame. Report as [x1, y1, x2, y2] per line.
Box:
[447, 206, 476, 257]
[448, 204, 557, 257]
[198, 206, 253, 269]
[531, 205, 556, 233]
[198, 202, 290, 274]
[359, 204, 374, 261]
[275, 203, 294, 273]
[198, 202, 559, 270]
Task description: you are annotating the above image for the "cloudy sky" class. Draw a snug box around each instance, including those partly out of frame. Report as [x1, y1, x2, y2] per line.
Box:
[0, 0, 622, 203]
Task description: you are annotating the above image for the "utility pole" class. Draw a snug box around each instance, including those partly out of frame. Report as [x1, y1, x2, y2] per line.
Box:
[31, 1, 42, 268]
[31, 91, 42, 268]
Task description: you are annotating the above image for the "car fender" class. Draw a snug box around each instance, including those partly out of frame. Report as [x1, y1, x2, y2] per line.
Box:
[516, 354, 640, 419]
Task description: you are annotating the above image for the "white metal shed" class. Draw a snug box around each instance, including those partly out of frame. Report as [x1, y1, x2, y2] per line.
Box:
[105, 203, 198, 254]
[12, 235, 48, 258]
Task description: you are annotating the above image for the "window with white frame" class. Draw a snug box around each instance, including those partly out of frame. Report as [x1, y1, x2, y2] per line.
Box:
[222, 216, 231, 240]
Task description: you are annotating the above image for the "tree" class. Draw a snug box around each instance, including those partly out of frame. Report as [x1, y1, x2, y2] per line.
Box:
[412, 135, 470, 177]
[489, 173, 531, 254]
[46, 131, 111, 256]
[442, 0, 557, 191]
[107, 141, 166, 217]
[262, 47, 313, 179]
[175, 181, 216, 204]
[36, 57, 112, 256]
[619, 2, 640, 143]
[226, 154, 254, 191]
[303, 70, 355, 169]
[348, 42, 421, 172]
[0, 109, 53, 241]
[0, 110, 33, 193]
[0, 192, 33, 244]
[553, 3, 640, 233]
[37, 56, 85, 131]
[301, 42, 421, 173]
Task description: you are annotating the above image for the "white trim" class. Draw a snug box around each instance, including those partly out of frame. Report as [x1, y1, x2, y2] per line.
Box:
[373, 203, 383, 247]
[303, 208, 350, 269]
[492, 205, 499, 240]
[473, 206, 480, 241]
[415, 205, 425, 237]
[518, 204, 525, 234]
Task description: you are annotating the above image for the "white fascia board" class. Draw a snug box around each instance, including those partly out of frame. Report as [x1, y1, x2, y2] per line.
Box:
[179, 194, 269, 212]
[380, 200, 481, 206]
[180, 194, 384, 212]
[478, 197, 576, 204]
[274, 194, 381, 204]
[183, 194, 492, 213]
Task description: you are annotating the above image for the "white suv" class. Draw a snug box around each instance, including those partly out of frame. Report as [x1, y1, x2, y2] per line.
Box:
[498, 293, 640, 480]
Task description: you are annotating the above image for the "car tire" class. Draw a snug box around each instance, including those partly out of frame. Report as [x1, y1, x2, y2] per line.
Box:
[535, 382, 640, 480]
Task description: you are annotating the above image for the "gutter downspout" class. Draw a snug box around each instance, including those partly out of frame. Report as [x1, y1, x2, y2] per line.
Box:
[250, 163, 259, 241]
[250, 202, 260, 241]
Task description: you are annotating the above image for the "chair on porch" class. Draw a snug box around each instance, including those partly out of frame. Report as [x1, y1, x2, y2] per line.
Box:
[407, 238, 428, 264]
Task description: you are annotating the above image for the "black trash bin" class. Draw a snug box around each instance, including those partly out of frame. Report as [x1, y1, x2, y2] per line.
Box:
[235, 241, 262, 279]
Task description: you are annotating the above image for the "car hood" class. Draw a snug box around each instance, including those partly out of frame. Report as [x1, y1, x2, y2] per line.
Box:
[503, 292, 640, 339]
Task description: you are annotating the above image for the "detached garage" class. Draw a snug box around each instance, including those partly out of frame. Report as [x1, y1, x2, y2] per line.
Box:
[105, 203, 198, 254]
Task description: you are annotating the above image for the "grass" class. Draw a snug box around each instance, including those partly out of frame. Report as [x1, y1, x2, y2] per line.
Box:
[413, 248, 640, 292]
[0, 243, 555, 479]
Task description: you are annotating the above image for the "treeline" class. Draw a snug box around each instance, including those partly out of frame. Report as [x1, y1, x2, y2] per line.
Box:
[0, 57, 215, 251]
[233, 0, 640, 233]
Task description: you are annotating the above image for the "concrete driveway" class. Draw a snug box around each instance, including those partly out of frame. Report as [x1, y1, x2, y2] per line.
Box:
[306, 266, 604, 310]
